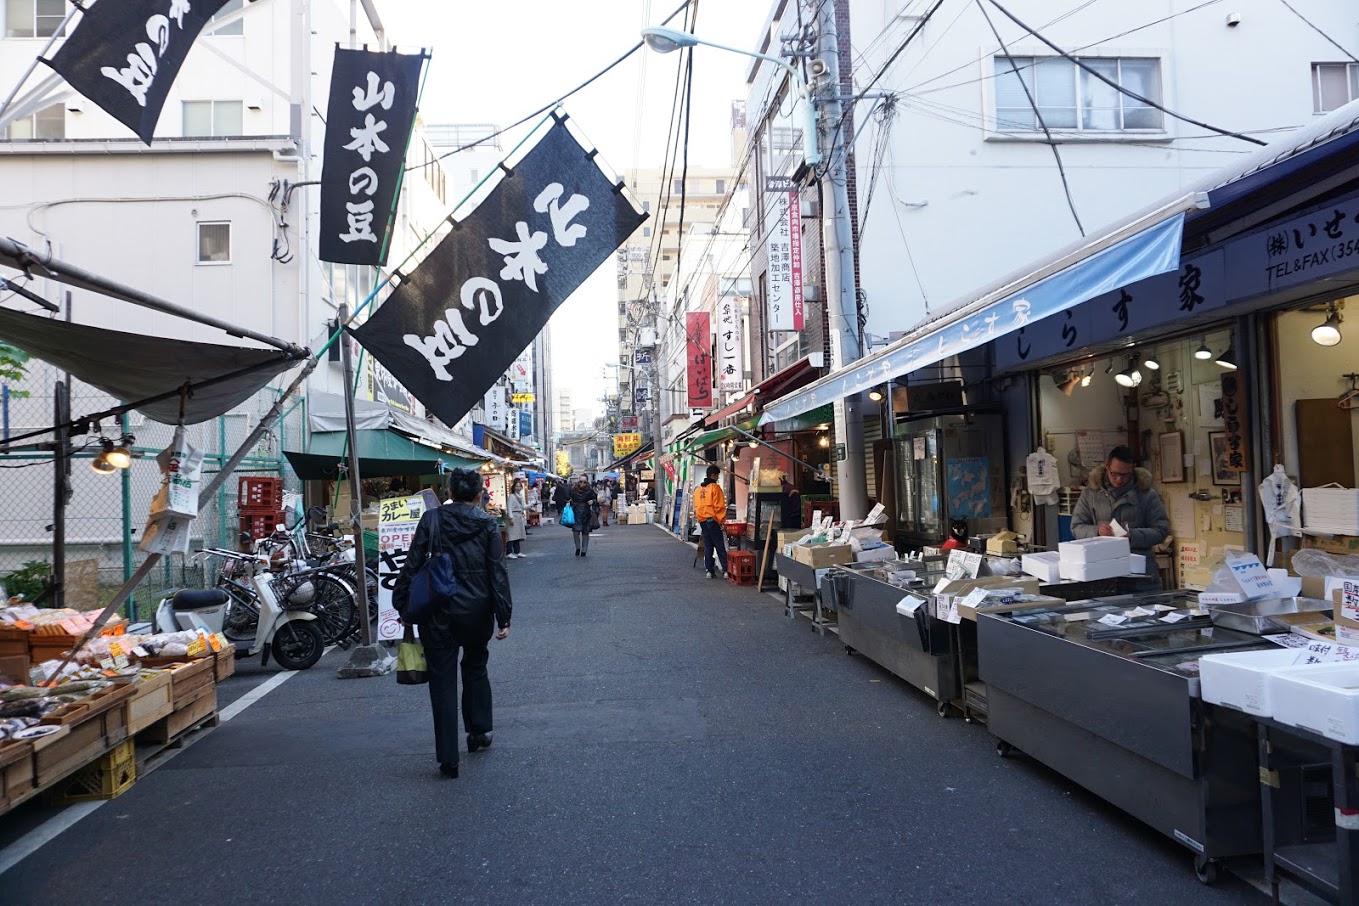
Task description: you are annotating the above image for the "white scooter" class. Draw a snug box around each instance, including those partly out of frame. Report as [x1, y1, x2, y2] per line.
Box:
[154, 553, 325, 670]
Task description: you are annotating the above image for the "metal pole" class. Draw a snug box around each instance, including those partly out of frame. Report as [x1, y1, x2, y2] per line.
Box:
[50, 381, 68, 608]
[650, 342, 666, 524]
[338, 305, 374, 647]
[817, 0, 868, 520]
[119, 412, 134, 619]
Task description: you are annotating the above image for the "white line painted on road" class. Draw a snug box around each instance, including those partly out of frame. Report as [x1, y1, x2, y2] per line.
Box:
[0, 802, 106, 877]
[0, 660, 311, 878]
[219, 666, 301, 722]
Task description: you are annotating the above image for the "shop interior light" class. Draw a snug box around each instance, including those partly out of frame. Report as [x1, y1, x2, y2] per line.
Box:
[90, 452, 118, 474]
[90, 436, 133, 474]
[817, 433, 830, 448]
[1194, 338, 1213, 360]
[867, 387, 884, 402]
[1105, 360, 1116, 374]
[1114, 357, 1142, 388]
[1311, 303, 1343, 347]
[747, 438, 759, 448]
[1142, 352, 1160, 370]
[1215, 340, 1238, 370]
[1080, 369, 1092, 388]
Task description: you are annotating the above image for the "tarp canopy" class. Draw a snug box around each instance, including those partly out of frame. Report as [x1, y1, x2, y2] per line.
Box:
[0, 305, 299, 424]
[307, 390, 391, 432]
[284, 429, 483, 480]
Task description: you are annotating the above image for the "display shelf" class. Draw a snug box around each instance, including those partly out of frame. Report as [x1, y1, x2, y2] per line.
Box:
[1273, 843, 1339, 901]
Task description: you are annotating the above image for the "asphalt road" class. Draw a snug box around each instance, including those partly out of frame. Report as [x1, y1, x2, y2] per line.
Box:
[1, 522, 1265, 904]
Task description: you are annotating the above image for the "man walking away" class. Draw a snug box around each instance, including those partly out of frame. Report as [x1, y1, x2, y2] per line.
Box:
[552, 479, 570, 524]
[693, 464, 729, 579]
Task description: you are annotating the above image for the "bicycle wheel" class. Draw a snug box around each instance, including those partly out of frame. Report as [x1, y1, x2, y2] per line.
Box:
[219, 580, 260, 643]
[307, 574, 357, 645]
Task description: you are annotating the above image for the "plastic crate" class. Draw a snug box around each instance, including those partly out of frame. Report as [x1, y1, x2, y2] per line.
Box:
[238, 476, 284, 512]
[240, 511, 284, 541]
[42, 739, 135, 804]
[726, 550, 757, 586]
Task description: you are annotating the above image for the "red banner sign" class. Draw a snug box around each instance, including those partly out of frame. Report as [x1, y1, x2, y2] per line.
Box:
[686, 312, 712, 409]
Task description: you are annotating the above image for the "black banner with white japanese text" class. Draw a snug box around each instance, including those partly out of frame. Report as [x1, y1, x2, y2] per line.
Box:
[43, 0, 232, 145]
[319, 47, 425, 265]
[350, 120, 646, 428]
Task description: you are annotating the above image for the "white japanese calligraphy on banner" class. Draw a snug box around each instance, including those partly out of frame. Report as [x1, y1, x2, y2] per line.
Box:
[764, 177, 804, 332]
[483, 383, 507, 432]
[717, 293, 744, 393]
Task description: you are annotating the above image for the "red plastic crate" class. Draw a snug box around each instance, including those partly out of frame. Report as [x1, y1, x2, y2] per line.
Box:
[726, 550, 756, 586]
[240, 511, 284, 541]
[238, 476, 284, 512]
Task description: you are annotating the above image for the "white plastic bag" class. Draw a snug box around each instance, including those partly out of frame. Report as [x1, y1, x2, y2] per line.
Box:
[148, 426, 204, 519]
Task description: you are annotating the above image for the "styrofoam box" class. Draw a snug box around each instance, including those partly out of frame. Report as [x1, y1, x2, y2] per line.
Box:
[1058, 558, 1130, 582]
[1130, 554, 1146, 574]
[1021, 552, 1061, 583]
[854, 546, 897, 563]
[1058, 537, 1131, 564]
[1199, 648, 1313, 716]
[1271, 662, 1359, 744]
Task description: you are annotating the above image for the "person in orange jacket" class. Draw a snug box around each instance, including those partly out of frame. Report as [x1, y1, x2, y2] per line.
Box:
[693, 464, 729, 579]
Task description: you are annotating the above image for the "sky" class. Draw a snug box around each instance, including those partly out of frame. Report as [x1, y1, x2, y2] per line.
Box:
[379, 1, 771, 423]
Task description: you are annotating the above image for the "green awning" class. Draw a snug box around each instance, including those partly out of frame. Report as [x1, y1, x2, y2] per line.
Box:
[284, 430, 483, 480]
[684, 415, 760, 452]
[765, 404, 834, 433]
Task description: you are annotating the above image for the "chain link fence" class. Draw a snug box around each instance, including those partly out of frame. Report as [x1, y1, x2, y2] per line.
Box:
[0, 359, 297, 621]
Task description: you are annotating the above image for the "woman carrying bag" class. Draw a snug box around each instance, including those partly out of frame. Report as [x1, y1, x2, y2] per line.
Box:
[394, 468, 513, 779]
[568, 477, 600, 557]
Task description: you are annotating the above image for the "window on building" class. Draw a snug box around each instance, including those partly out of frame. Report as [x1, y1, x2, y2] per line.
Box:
[183, 100, 244, 137]
[4, 0, 66, 37]
[642, 226, 651, 237]
[196, 222, 231, 264]
[993, 56, 1163, 132]
[1313, 63, 1359, 114]
[207, 0, 244, 35]
[4, 102, 63, 139]
[642, 200, 651, 212]
[715, 179, 726, 194]
[672, 178, 684, 194]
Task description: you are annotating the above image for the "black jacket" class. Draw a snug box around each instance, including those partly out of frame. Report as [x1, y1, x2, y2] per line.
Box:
[393, 502, 512, 646]
[568, 488, 598, 533]
[552, 484, 570, 508]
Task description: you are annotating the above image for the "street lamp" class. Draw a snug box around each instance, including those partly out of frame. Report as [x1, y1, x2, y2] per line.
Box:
[641, 26, 821, 167]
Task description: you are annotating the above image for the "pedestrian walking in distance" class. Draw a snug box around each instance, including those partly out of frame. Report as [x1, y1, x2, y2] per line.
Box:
[506, 477, 527, 559]
[394, 468, 512, 779]
[569, 477, 600, 557]
[552, 479, 570, 524]
[694, 464, 729, 579]
[596, 481, 612, 527]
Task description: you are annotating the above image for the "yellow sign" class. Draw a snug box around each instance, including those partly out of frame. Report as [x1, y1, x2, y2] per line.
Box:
[379, 494, 426, 525]
[613, 433, 643, 458]
[511, 393, 536, 403]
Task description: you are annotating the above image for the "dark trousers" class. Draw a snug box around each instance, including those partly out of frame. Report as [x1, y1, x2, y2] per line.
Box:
[425, 630, 493, 765]
[507, 539, 521, 554]
[700, 519, 728, 573]
[573, 527, 590, 553]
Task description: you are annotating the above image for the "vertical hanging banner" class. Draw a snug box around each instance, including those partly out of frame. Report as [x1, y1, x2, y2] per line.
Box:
[43, 0, 232, 145]
[686, 311, 713, 409]
[717, 293, 744, 393]
[319, 47, 426, 265]
[764, 176, 804, 332]
[483, 383, 507, 432]
[351, 119, 646, 427]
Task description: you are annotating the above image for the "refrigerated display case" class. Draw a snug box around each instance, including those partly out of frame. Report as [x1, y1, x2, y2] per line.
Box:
[894, 413, 1006, 549]
[980, 592, 1278, 880]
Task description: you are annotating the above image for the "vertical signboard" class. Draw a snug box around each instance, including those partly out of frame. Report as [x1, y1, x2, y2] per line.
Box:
[686, 311, 713, 409]
[376, 493, 432, 641]
[764, 176, 804, 332]
[483, 382, 507, 432]
[519, 409, 533, 438]
[717, 293, 744, 393]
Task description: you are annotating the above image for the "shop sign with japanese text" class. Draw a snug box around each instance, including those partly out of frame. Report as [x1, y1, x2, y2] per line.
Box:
[686, 311, 713, 409]
[764, 176, 804, 332]
[717, 293, 744, 392]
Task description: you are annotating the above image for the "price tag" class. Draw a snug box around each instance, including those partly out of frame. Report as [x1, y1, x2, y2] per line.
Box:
[1159, 611, 1188, 623]
[1098, 613, 1129, 626]
[1125, 607, 1154, 617]
[208, 633, 223, 652]
[113, 652, 130, 670]
[131, 645, 150, 658]
[1227, 553, 1280, 600]
[896, 595, 926, 617]
[937, 596, 962, 625]
[960, 587, 993, 609]
[99, 656, 116, 671]
[108, 642, 124, 659]
[187, 635, 207, 657]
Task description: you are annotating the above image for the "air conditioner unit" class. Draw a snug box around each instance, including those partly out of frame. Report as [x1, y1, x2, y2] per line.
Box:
[802, 284, 822, 303]
[800, 198, 819, 219]
[638, 328, 658, 348]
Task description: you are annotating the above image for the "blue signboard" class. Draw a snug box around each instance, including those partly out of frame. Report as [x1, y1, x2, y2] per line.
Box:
[518, 409, 532, 438]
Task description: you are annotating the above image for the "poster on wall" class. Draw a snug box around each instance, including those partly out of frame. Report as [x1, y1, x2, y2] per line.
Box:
[764, 176, 804, 332]
[376, 492, 434, 642]
[947, 457, 992, 518]
[484, 472, 507, 513]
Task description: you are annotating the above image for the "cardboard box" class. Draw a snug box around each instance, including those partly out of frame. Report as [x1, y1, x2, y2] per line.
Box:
[986, 531, 1020, 556]
[1021, 552, 1061, 583]
[1059, 558, 1131, 582]
[1058, 537, 1131, 563]
[791, 543, 853, 569]
[1299, 576, 1356, 605]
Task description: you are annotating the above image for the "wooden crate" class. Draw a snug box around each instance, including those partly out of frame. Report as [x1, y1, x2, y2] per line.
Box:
[138, 684, 217, 746]
[0, 739, 35, 812]
[39, 683, 135, 728]
[32, 696, 127, 788]
[42, 739, 135, 804]
[0, 626, 29, 664]
[213, 646, 236, 683]
[118, 671, 174, 735]
[168, 659, 215, 706]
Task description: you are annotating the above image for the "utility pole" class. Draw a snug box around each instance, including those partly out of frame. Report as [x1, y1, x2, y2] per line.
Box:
[649, 334, 665, 523]
[816, 0, 868, 520]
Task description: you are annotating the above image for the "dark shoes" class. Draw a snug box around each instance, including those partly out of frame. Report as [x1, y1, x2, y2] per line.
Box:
[468, 732, 492, 753]
[439, 762, 459, 778]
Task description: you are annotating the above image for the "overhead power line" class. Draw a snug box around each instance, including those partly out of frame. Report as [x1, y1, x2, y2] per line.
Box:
[986, 0, 1267, 146]
[1277, 0, 1359, 64]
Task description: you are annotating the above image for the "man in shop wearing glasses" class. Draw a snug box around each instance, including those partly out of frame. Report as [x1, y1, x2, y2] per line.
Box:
[1071, 446, 1170, 587]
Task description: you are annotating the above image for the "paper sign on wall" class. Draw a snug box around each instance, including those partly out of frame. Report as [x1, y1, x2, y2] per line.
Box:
[1227, 552, 1279, 600]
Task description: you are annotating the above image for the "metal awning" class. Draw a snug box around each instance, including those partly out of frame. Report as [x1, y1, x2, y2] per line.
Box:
[284, 429, 482, 480]
[759, 203, 1193, 425]
[686, 415, 761, 451]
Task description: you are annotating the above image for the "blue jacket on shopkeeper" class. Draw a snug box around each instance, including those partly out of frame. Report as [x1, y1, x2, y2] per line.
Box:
[1070, 464, 1171, 559]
